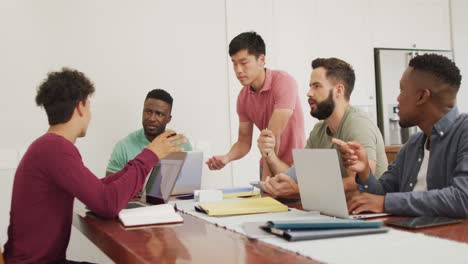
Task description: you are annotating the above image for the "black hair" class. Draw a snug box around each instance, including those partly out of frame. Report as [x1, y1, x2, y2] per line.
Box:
[145, 89, 173, 106]
[311, 58, 355, 100]
[228, 31, 266, 58]
[35, 68, 95, 125]
[409, 53, 461, 91]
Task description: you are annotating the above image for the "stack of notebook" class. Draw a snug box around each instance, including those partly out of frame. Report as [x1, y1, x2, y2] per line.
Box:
[221, 187, 261, 199]
[175, 187, 260, 200]
[119, 204, 183, 227]
[261, 218, 389, 241]
[195, 197, 288, 216]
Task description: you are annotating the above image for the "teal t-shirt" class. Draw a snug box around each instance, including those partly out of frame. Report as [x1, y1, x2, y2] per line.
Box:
[106, 129, 192, 173]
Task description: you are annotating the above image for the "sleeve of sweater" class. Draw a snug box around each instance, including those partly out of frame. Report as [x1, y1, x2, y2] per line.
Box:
[50, 147, 159, 218]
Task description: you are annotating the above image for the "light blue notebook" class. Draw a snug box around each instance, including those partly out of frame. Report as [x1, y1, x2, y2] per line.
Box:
[221, 187, 253, 194]
[268, 218, 383, 230]
[263, 226, 389, 241]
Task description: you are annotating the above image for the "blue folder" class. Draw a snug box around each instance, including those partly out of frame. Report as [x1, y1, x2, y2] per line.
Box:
[262, 226, 389, 241]
[267, 218, 383, 230]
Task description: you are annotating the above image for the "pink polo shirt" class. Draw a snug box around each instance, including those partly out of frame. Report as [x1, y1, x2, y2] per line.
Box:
[237, 68, 305, 165]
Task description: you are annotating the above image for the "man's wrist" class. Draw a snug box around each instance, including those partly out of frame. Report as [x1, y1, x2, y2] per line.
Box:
[382, 194, 387, 212]
[224, 154, 232, 163]
[264, 151, 278, 164]
[359, 163, 371, 181]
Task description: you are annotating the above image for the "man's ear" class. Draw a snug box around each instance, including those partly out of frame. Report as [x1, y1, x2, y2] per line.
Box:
[416, 88, 431, 106]
[258, 54, 266, 65]
[167, 115, 172, 123]
[335, 83, 345, 98]
[76, 101, 85, 117]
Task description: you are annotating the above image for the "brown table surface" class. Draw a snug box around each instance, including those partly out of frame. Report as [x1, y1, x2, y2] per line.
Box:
[73, 203, 468, 264]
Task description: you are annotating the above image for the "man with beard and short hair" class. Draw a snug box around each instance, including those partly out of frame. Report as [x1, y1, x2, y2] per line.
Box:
[106, 89, 192, 175]
[257, 57, 387, 199]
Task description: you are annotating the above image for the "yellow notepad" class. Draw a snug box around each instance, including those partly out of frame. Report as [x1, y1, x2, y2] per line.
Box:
[195, 197, 288, 217]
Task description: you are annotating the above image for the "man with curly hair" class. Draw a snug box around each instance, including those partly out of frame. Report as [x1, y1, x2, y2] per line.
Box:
[3, 68, 185, 263]
[333, 54, 468, 218]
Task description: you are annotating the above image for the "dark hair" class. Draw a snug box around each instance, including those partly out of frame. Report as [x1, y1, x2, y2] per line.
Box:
[145, 89, 173, 106]
[35, 68, 95, 125]
[229, 31, 265, 58]
[409, 54, 461, 91]
[311, 58, 355, 100]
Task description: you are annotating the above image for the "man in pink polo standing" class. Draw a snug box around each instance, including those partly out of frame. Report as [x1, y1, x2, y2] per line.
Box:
[206, 31, 305, 180]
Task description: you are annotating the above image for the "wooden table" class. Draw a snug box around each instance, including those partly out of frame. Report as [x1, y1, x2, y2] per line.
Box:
[73, 212, 317, 264]
[73, 207, 468, 264]
[380, 216, 468, 243]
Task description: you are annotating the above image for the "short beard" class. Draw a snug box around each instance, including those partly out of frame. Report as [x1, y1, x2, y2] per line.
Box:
[310, 90, 335, 120]
[398, 119, 415, 128]
[144, 126, 165, 140]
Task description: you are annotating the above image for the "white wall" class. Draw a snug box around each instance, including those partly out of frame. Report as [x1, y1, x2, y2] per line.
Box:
[0, 169, 15, 252]
[1, 0, 466, 260]
[451, 0, 468, 112]
[0, 0, 233, 188]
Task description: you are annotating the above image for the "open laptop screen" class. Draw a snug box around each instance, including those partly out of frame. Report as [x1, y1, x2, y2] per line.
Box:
[293, 149, 389, 219]
[172, 151, 203, 195]
[145, 152, 187, 204]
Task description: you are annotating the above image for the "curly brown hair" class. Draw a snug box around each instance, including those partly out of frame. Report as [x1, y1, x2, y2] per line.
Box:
[35, 68, 95, 125]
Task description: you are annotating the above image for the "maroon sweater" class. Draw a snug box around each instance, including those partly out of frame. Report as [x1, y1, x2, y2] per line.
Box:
[3, 133, 158, 263]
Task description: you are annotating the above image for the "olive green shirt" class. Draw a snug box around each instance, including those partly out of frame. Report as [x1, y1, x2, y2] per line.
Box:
[306, 106, 387, 177]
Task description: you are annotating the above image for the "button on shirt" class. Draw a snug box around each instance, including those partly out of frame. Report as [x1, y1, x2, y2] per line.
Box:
[356, 107, 468, 217]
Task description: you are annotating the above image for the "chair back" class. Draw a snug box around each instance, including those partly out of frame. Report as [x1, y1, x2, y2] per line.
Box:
[0, 247, 4, 264]
[385, 145, 401, 164]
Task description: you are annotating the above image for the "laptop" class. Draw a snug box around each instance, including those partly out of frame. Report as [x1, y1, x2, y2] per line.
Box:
[293, 149, 389, 219]
[143, 152, 187, 205]
[171, 151, 203, 195]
